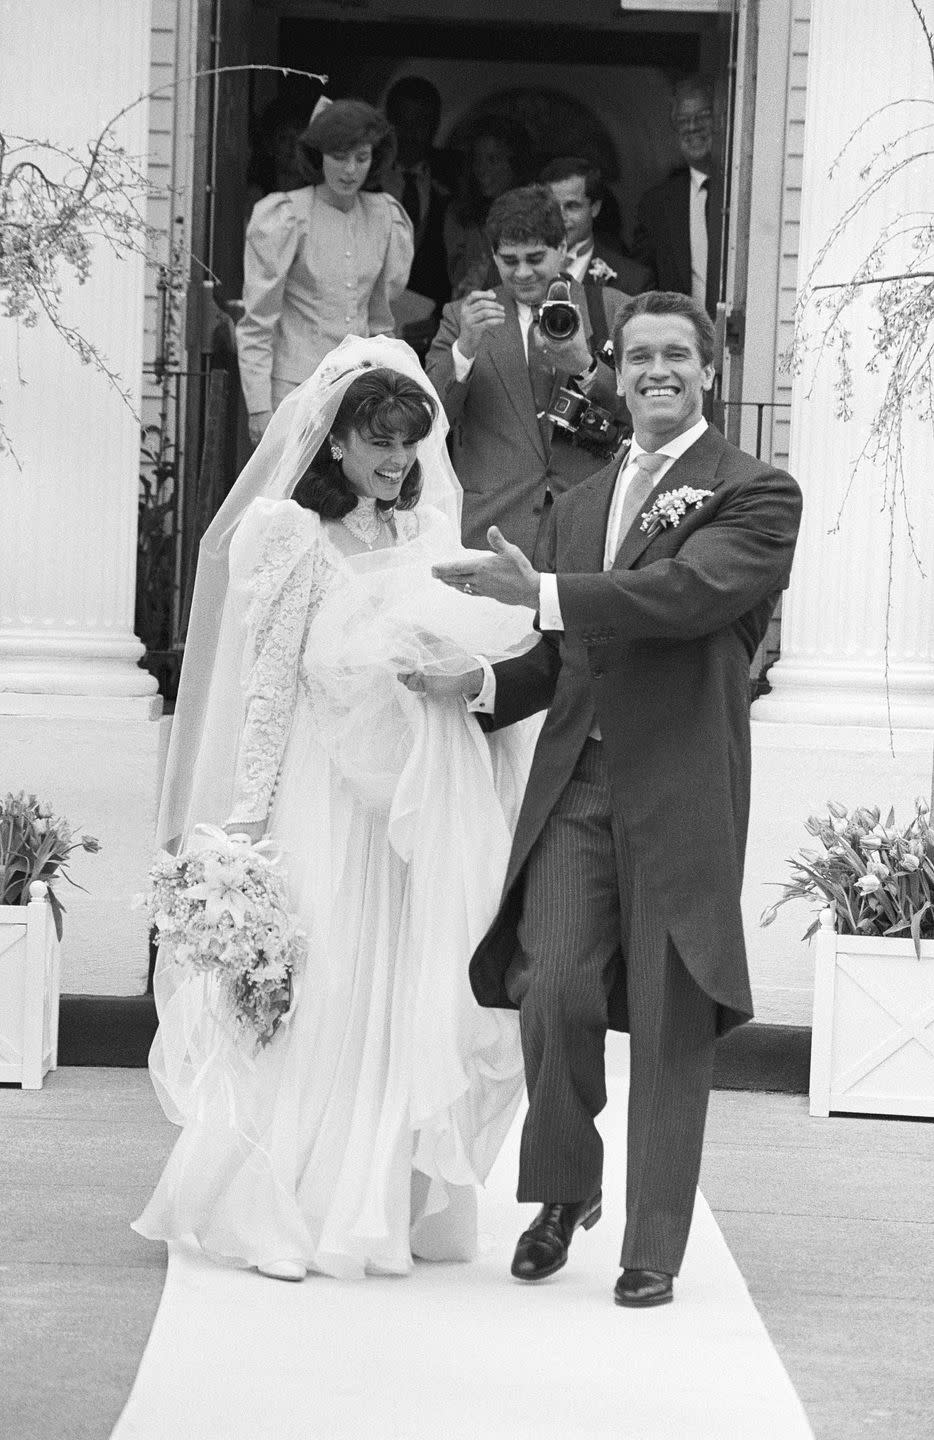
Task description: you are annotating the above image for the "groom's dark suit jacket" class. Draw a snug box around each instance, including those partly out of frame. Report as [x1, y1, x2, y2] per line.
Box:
[470, 425, 802, 1036]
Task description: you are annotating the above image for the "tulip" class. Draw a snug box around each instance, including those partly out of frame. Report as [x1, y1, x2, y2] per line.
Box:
[860, 834, 883, 850]
[856, 873, 883, 895]
[827, 800, 848, 819]
[916, 796, 930, 815]
[868, 860, 890, 879]
[900, 853, 921, 872]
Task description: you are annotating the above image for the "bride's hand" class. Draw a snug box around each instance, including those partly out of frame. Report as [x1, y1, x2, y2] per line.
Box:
[397, 668, 484, 699]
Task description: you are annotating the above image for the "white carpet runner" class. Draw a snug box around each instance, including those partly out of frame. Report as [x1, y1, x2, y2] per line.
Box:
[113, 1075, 813, 1440]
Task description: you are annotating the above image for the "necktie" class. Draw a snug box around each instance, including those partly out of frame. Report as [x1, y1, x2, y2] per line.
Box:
[401, 169, 421, 231]
[613, 451, 668, 559]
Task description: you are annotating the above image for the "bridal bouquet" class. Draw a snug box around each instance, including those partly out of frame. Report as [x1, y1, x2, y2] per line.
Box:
[143, 826, 305, 1047]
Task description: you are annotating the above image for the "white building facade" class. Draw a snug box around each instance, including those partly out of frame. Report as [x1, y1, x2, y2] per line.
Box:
[2, 0, 932, 1031]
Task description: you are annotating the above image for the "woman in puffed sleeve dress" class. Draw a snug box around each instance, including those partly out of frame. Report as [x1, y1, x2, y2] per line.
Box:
[236, 99, 413, 446]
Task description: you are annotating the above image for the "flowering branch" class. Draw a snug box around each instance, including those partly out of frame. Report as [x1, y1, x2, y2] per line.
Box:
[0, 65, 327, 464]
[782, 0, 934, 730]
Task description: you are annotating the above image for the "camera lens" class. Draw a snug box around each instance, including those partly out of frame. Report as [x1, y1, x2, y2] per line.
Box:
[540, 303, 579, 341]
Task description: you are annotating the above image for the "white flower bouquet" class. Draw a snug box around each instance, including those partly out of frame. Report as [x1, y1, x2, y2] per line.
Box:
[640, 485, 714, 537]
[143, 825, 305, 1047]
[587, 257, 618, 284]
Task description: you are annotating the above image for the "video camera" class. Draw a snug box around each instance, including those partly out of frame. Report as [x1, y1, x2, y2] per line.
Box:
[536, 276, 628, 457]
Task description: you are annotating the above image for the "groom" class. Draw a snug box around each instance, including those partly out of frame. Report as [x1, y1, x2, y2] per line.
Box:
[424, 290, 802, 1306]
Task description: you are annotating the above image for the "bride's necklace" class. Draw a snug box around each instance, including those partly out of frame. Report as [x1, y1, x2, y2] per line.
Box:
[340, 496, 395, 548]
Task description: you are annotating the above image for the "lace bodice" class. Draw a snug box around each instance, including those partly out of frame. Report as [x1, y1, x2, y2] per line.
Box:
[227, 499, 419, 824]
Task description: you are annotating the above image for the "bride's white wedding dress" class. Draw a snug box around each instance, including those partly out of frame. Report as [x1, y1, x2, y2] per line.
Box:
[134, 495, 535, 1279]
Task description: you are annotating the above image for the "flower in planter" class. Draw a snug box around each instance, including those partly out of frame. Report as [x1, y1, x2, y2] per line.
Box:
[0, 792, 100, 940]
[761, 798, 934, 956]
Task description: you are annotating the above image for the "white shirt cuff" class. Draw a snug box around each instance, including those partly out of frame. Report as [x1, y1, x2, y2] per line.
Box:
[452, 340, 475, 383]
[538, 573, 565, 632]
[466, 656, 496, 713]
[574, 359, 599, 393]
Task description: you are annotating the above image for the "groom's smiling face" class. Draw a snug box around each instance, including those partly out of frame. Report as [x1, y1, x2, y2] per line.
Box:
[617, 313, 714, 448]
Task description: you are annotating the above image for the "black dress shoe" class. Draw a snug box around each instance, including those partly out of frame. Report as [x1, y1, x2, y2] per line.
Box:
[614, 1268, 673, 1307]
[510, 1191, 602, 1281]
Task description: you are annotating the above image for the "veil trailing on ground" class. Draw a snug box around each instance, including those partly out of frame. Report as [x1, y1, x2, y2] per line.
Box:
[156, 335, 462, 851]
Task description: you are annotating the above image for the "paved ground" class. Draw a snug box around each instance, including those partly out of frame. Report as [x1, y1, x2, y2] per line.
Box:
[1, 1069, 932, 1440]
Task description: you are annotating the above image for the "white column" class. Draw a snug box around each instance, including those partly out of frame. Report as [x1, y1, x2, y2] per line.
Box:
[0, 1, 167, 995]
[741, 0, 934, 1028]
[0, 0, 159, 715]
[754, 0, 934, 728]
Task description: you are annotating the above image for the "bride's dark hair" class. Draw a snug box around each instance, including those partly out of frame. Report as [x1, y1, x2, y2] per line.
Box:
[292, 368, 437, 519]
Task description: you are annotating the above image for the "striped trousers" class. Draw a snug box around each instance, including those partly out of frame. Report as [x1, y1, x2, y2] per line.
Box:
[505, 738, 717, 1275]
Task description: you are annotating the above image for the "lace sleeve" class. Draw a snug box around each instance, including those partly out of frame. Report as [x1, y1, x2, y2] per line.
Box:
[227, 510, 332, 824]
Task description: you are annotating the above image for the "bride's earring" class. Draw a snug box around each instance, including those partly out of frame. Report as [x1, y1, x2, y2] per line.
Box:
[329, 441, 343, 462]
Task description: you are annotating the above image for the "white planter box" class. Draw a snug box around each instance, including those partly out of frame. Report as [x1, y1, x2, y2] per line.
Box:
[0, 882, 61, 1089]
[810, 910, 934, 1118]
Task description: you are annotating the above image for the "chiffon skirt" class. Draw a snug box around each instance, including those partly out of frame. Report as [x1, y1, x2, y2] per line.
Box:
[134, 698, 533, 1279]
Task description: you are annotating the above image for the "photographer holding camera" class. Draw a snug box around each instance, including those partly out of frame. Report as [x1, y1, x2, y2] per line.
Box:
[426, 185, 630, 560]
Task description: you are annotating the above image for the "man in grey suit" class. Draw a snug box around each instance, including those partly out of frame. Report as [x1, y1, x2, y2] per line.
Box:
[426, 186, 629, 560]
[412, 291, 802, 1308]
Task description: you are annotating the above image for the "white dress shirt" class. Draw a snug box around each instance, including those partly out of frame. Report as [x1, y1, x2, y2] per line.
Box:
[564, 240, 594, 285]
[468, 416, 708, 714]
[689, 168, 709, 309]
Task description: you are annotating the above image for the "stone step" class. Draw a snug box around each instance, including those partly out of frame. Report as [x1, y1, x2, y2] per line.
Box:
[56, 995, 811, 1094]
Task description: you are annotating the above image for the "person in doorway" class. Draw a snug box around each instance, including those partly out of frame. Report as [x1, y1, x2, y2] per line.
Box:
[382, 76, 454, 314]
[244, 98, 308, 214]
[426, 185, 629, 560]
[631, 78, 722, 319]
[235, 99, 413, 447]
[443, 116, 535, 299]
[416, 290, 802, 1307]
[540, 155, 650, 297]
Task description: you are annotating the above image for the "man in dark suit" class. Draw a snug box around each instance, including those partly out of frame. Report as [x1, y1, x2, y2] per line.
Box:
[426, 185, 629, 560]
[631, 78, 722, 319]
[540, 155, 650, 298]
[383, 77, 454, 344]
[417, 291, 802, 1307]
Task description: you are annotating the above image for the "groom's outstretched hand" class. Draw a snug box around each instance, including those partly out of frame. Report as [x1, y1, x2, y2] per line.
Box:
[432, 527, 541, 610]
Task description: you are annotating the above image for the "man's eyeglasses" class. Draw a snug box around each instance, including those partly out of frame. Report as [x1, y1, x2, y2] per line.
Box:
[673, 111, 713, 135]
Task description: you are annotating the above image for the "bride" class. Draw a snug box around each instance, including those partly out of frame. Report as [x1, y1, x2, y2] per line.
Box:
[134, 336, 536, 1282]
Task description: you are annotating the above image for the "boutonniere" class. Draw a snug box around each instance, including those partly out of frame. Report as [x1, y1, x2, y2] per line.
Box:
[640, 486, 714, 537]
[587, 257, 617, 284]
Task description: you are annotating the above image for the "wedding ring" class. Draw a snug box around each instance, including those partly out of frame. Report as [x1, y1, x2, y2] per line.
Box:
[463, 582, 473, 594]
